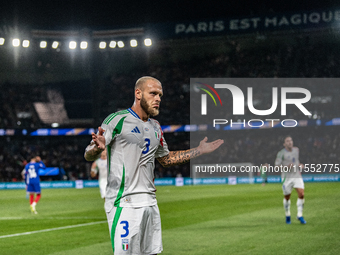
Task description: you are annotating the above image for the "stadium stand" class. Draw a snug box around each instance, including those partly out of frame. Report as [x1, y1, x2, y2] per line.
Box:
[1, 26, 340, 181]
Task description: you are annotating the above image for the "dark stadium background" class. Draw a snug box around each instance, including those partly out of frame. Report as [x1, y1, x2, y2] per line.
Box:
[1, 0, 338, 29]
[1, 1, 340, 182]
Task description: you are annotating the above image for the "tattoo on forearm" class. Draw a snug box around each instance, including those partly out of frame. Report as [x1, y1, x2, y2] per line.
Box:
[157, 148, 201, 167]
[84, 142, 103, 161]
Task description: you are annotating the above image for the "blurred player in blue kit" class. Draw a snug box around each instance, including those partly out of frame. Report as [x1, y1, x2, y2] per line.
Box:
[24, 156, 46, 214]
[275, 136, 306, 224]
[85, 76, 224, 254]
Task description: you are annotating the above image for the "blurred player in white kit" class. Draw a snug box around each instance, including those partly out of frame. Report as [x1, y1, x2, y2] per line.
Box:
[91, 148, 108, 199]
[275, 136, 306, 224]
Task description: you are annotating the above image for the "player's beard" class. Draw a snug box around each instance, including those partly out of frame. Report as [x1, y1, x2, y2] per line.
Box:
[141, 94, 159, 117]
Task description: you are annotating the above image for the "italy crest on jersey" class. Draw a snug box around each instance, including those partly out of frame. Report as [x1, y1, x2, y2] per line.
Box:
[122, 239, 129, 251]
[155, 131, 160, 140]
[153, 125, 161, 140]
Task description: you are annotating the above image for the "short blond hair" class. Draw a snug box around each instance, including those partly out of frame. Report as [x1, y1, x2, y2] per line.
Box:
[135, 76, 161, 90]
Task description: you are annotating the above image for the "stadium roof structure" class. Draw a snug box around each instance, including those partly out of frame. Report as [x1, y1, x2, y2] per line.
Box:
[0, 0, 337, 29]
[0, 7, 339, 86]
[1, 6, 340, 51]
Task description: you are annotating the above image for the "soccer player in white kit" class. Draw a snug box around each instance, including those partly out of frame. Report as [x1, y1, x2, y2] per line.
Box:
[275, 136, 306, 224]
[91, 148, 108, 199]
[84, 76, 224, 254]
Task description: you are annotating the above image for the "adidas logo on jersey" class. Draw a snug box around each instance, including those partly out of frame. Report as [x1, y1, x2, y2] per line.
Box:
[131, 126, 141, 133]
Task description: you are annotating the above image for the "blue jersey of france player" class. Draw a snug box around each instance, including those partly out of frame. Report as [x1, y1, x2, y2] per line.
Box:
[25, 161, 46, 185]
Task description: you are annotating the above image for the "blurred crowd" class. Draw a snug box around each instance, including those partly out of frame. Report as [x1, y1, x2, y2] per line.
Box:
[0, 136, 90, 182]
[0, 83, 45, 128]
[1, 125, 338, 182]
[1, 32, 340, 181]
[190, 126, 340, 171]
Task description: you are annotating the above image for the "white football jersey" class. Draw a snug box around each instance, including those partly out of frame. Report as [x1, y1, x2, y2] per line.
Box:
[94, 158, 108, 183]
[275, 147, 302, 179]
[101, 108, 169, 207]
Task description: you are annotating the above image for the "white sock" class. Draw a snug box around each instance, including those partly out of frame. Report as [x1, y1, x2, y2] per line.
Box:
[283, 198, 291, 216]
[297, 198, 304, 218]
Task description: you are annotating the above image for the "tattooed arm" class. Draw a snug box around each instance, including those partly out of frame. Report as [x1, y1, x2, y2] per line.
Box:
[84, 127, 106, 162]
[157, 148, 200, 167]
[157, 137, 224, 167]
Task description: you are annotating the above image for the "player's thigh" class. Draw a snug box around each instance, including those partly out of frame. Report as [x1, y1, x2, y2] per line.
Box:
[99, 180, 107, 198]
[293, 178, 304, 190]
[106, 204, 142, 254]
[116, 207, 144, 254]
[140, 205, 162, 254]
[282, 179, 294, 195]
[105, 200, 116, 235]
[34, 183, 41, 193]
[105, 204, 163, 254]
[99, 185, 105, 198]
[27, 183, 41, 193]
[26, 183, 35, 193]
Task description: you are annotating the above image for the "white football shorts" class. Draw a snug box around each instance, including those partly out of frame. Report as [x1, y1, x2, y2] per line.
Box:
[282, 177, 304, 195]
[105, 201, 162, 255]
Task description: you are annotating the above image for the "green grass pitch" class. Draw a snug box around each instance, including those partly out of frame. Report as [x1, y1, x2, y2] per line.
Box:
[1, 182, 339, 254]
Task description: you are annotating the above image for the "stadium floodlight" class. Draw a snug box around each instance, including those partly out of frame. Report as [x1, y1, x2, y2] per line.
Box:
[40, 41, 47, 48]
[22, 40, 30, 48]
[99, 41, 106, 49]
[80, 41, 88, 49]
[0, 38, 5, 45]
[117, 41, 124, 48]
[52, 41, 59, 49]
[109, 41, 116, 48]
[130, 39, 138, 47]
[144, 38, 152, 46]
[12, 38, 20, 47]
[69, 41, 77, 49]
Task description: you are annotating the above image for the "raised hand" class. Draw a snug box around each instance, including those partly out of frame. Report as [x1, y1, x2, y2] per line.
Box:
[85, 127, 106, 161]
[197, 137, 224, 155]
[91, 127, 106, 151]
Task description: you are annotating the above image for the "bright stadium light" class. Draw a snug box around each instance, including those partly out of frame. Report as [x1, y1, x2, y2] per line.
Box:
[130, 39, 138, 47]
[22, 40, 30, 48]
[12, 38, 20, 47]
[40, 41, 47, 48]
[80, 41, 88, 49]
[144, 38, 152, 46]
[0, 38, 5, 45]
[117, 41, 124, 48]
[69, 41, 77, 49]
[52, 41, 59, 49]
[99, 41, 106, 49]
[109, 41, 116, 48]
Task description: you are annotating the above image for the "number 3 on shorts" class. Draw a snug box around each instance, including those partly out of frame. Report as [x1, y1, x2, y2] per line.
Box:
[120, 221, 129, 237]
